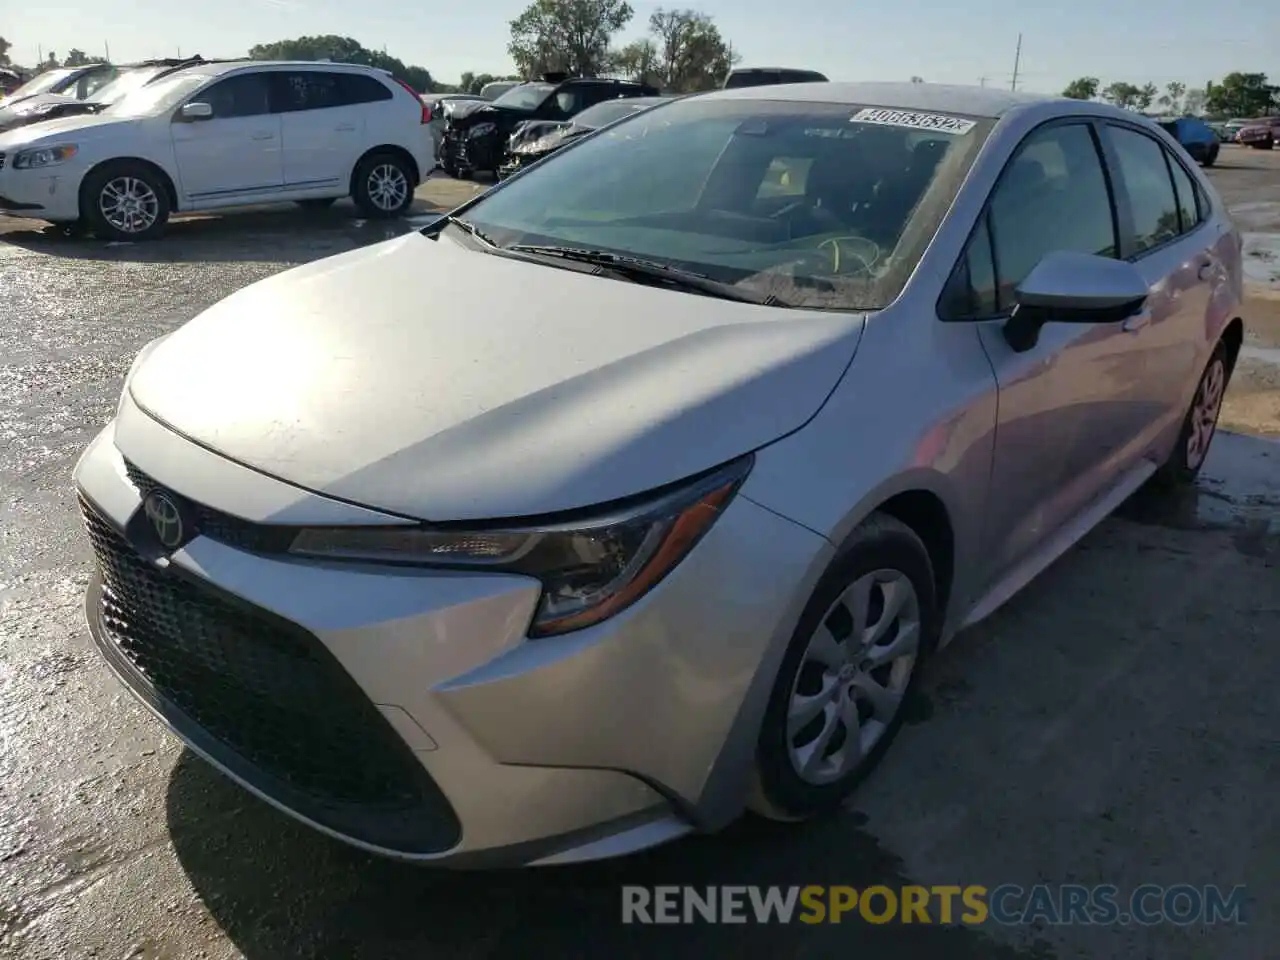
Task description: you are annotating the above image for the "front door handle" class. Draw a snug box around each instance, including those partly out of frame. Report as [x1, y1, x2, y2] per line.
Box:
[251, 130, 275, 141]
[1121, 310, 1151, 333]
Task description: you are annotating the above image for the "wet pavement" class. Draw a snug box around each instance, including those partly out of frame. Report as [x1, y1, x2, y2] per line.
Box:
[1, 163, 1278, 960]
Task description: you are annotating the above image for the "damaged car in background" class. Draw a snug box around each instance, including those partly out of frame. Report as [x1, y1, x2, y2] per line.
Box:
[498, 96, 670, 179]
[0, 61, 120, 132]
[440, 72, 660, 179]
[0, 58, 211, 134]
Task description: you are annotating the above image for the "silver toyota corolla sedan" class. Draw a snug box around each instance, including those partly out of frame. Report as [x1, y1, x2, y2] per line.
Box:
[75, 82, 1245, 867]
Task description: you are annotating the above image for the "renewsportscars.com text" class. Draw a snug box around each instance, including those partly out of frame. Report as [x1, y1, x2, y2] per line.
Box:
[621, 884, 1248, 926]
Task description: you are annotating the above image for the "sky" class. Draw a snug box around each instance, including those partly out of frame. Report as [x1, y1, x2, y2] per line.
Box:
[7, 0, 1278, 95]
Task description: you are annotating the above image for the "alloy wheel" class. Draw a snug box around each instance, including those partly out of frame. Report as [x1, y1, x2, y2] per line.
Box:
[98, 177, 159, 235]
[367, 164, 409, 211]
[1186, 356, 1226, 470]
[786, 569, 920, 786]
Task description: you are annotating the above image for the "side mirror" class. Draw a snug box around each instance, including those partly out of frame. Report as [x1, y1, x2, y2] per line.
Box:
[178, 102, 213, 122]
[1003, 250, 1148, 352]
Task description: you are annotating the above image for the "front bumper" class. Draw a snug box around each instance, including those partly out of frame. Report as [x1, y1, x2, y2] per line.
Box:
[446, 128, 503, 173]
[0, 158, 82, 221]
[74, 406, 831, 865]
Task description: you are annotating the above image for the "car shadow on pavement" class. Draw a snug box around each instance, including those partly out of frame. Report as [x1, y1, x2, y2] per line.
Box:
[164, 753, 1052, 960]
[0, 199, 445, 264]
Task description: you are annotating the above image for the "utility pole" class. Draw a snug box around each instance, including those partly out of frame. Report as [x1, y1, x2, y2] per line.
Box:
[1010, 33, 1022, 91]
[979, 76, 989, 88]
[38, 44, 43, 65]
[105, 41, 110, 62]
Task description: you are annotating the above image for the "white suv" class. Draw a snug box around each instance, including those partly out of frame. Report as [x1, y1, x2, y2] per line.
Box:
[0, 60, 435, 240]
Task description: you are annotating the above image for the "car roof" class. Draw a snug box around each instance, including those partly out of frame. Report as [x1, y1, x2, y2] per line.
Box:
[703, 81, 1065, 119]
[173, 59, 392, 80]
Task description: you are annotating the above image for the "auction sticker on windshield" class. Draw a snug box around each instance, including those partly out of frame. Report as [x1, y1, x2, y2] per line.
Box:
[851, 108, 976, 135]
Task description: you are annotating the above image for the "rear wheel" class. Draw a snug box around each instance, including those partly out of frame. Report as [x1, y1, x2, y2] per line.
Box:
[81, 161, 170, 241]
[1153, 342, 1229, 488]
[352, 152, 414, 219]
[1203, 144, 1219, 167]
[750, 513, 938, 821]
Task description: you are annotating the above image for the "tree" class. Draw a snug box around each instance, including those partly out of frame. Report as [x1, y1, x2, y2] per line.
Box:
[1062, 76, 1100, 100]
[646, 8, 735, 92]
[610, 38, 660, 85]
[247, 35, 437, 91]
[0, 36, 11, 66]
[1204, 72, 1278, 118]
[1183, 87, 1207, 116]
[1101, 81, 1141, 110]
[63, 49, 94, 67]
[508, 0, 634, 78]
[455, 71, 520, 94]
[1157, 80, 1186, 113]
[1136, 82, 1158, 111]
[909, 75, 924, 84]
[42, 52, 60, 70]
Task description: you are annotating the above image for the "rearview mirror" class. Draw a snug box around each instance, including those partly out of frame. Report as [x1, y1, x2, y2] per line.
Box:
[178, 102, 213, 121]
[1003, 251, 1149, 352]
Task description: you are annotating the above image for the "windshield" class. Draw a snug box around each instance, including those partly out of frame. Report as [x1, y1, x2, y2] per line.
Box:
[104, 73, 208, 118]
[573, 99, 657, 129]
[460, 98, 990, 310]
[2, 68, 76, 102]
[88, 67, 163, 105]
[492, 83, 554, 111]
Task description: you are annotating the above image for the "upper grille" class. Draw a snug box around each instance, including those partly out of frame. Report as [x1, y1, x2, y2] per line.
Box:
[81, 496, 461, 853]
[123, 461, 294, 553]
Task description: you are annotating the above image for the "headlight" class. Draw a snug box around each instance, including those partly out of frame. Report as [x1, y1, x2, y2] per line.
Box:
[468, 122, 497, 138]
[13, 144, 78, 169]
[288, 455, 753, 637]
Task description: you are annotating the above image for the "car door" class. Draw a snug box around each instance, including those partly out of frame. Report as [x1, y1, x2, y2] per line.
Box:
[1097, 122, 1218, 449]
[171, 72, 282, 202]
[271, 71, 369, 191]
[942, 120, 1148, 584]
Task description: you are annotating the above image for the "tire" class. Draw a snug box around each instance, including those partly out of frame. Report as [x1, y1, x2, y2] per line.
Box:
[1152, 341, 1229, 488]
[296, 197, 337, 211]
[80, 161, 170, 242]
[749, 512, 939, 821]
[352, 152, 415, 219]
[1203, 145, 1218, 167]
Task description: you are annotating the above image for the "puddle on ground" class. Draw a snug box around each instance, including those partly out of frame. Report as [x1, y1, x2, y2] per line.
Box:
[1239, 344, 1280, 367]
[1118, 431, 1280, 536]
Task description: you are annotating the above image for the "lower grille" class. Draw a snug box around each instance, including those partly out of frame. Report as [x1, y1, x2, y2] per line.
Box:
[81, 496, 460, 853]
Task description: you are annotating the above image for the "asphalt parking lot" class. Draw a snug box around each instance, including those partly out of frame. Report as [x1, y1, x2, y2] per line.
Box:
[1, 151, 1278, 960]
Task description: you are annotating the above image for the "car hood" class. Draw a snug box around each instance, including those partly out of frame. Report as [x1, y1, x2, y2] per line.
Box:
[128, 232, 864, 522]
[448, 101, 527, 125]
[0, 113, 132, 148]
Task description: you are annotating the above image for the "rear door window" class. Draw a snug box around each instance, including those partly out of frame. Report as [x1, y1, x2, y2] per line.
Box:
[272, 72, 356, 112]
[200, 72, 272, 119]
[1106, 125, 1182, 254]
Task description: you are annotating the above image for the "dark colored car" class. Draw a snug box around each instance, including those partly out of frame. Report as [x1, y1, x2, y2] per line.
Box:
[441, 73, 661, 178]
[0, 62, 119, 113]
[497, 96, 669, 179]
[0, 58, 209, 133]
[1236, 116, 1280, 150]
[1157, 117, 1220, 166]
[722, 67, 828, 89]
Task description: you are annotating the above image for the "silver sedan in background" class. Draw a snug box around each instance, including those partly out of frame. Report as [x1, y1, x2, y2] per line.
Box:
[75, 82, 1243, 867]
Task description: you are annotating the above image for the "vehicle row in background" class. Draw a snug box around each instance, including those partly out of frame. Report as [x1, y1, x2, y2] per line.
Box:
[1234, 116, 1279, 150]
[498, 96, 670, 179]
[441, 73, 660, 179]
[0, 58, 217, 134]
[0, 59, 435, 240]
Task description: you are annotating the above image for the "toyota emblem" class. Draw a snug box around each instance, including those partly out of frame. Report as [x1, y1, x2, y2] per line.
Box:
[143, 491, 186, 549]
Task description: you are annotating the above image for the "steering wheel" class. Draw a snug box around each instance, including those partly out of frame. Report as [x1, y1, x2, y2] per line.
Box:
[816, 236, 881, 276]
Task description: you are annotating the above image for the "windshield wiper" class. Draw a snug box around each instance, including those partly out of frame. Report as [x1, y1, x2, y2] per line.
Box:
[505, 245, 782, 305]
[438, 216, 498, 247]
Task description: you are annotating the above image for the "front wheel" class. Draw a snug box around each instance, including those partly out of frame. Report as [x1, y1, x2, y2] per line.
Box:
[80, 162, 170, 241]
[750, 513, 938, 821]
[352, 152, 414, 219]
